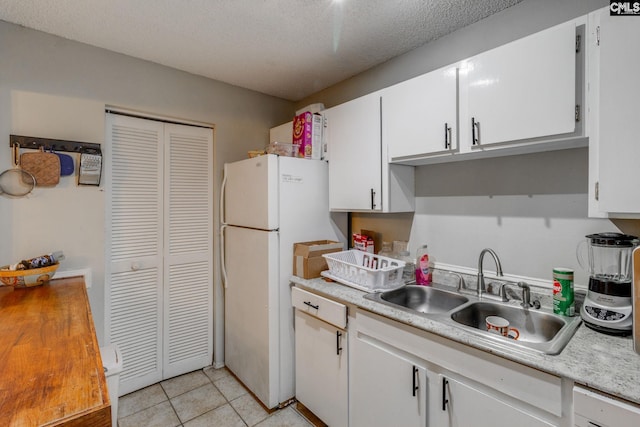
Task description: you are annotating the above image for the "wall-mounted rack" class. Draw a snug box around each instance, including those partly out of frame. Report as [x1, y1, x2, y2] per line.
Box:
[9, 135, 101, 154]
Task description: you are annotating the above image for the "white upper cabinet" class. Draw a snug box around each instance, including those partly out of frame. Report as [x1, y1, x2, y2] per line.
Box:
[324, 92, 414, 212]
[460, 20, 578, 151]
[383, 64, 458, 160]
[588, 7, 640, 217]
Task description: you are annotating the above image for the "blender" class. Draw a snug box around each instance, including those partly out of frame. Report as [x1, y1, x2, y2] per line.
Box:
[579, 232, 639, 335]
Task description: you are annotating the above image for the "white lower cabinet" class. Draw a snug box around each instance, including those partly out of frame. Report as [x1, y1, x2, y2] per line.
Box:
[351, 309, 564, 427]
[574, 385, 640, 427]
[293, 287, 348, 427]
[351, 334, 427, 427]
[439, 374, 555, 427]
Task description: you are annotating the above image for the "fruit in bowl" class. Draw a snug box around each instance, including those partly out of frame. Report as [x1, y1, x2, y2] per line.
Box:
[0, 263, 59, 288]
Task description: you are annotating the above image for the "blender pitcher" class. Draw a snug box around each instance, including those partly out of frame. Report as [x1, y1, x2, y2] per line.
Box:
[579, 233, 638, 283]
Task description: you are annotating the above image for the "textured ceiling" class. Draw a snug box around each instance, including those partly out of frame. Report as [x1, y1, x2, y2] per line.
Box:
[0, 0, 522, 101]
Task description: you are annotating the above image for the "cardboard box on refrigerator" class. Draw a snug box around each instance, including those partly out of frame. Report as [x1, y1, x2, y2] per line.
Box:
[292, 111, 322, 160]
[293, 240, 344, 279]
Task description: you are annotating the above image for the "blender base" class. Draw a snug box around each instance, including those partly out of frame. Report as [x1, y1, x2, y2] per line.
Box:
[583, 321, 632, 337]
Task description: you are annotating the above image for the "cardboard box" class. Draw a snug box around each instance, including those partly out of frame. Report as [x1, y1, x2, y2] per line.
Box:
[293, 240, 344, 279]
[353, 233, 375, 253]
[293, 111, 322, 160]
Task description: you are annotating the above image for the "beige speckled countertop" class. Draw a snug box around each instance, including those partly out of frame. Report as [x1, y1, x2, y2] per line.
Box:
[291, 274, 640, 406]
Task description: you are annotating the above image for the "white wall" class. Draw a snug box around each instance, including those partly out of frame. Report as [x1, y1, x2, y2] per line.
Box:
[0, 21, 294, 351]
[408, 149, 613, 288]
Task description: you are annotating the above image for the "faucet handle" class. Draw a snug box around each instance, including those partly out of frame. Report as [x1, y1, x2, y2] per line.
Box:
[453, 273, 467, 292]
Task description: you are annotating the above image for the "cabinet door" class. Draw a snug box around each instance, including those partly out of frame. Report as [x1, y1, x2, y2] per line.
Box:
[462, 21, 576, 148]
[592, 10, 640, 214]
[295, 311, 348, 427]
[351, 333, 426, 427]
[324, 92, 382, 211]
[384, 65, 458, 159]
[438, 375, 554, 427]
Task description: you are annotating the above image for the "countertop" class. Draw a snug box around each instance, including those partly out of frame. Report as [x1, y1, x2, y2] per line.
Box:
[291, 275, 640, 406]
[0, 277, 111, 427]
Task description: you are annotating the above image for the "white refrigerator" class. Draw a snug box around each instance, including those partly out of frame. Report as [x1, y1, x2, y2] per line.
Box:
[220, 154, 345, 409]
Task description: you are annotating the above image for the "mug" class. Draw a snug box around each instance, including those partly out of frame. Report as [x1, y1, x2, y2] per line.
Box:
[486, 316, 520, 340]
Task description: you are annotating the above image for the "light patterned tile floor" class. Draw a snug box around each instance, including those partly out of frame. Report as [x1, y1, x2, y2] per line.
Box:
[117, 367, 314, 427]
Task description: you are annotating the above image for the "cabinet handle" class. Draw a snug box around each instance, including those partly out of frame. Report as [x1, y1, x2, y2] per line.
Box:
[303, 301, 319, 310]
[444, 123, 452, 149]
[442, 377, 449, 411]
[471, 117, 479, 145]
[412, 366, 419, 397]
[370, 188, 376, 210]
[336, 330, 343, 355]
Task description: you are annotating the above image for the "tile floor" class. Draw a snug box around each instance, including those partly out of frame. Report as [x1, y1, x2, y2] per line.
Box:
[117, 367, 314, 427]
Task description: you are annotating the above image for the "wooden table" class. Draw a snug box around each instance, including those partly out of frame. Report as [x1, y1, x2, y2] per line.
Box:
[0, 277, 111, 426]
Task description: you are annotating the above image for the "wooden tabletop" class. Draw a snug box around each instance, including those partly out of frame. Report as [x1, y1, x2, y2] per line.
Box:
[0, 277, 111, 426]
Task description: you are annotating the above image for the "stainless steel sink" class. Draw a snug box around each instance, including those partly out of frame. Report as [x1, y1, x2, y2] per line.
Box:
[364, 284, 581, 355]
[450, 301, 582, 354]
[365, 285, 469, 314]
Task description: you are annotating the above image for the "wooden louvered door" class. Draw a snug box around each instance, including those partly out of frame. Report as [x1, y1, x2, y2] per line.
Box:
[105, 113, 213, 396]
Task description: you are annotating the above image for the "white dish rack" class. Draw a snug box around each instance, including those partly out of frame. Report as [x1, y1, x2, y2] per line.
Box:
[322, 250, 406, 292]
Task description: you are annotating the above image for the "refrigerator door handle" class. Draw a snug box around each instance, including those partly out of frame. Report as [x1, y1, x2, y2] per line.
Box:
[220, 165, 228, 226]
[220, 224, 229, 288]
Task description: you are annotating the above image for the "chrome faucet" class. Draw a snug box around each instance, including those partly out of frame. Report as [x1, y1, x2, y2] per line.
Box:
[476, 248, 503, 298]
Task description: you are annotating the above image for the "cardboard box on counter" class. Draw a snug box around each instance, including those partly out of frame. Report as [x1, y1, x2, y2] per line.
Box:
[293, 240, 344, 279]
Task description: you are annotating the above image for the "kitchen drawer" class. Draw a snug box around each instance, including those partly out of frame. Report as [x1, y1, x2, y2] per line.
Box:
[574, 385, 640, 426]
[292, 287, 347, 329]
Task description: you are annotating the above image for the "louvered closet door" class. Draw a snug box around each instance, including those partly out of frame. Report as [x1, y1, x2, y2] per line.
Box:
[106, 114, 164, 395]
[163, 123, 213, 378]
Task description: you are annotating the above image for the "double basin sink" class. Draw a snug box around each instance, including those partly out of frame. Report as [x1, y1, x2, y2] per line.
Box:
[364, 284, 582, 355]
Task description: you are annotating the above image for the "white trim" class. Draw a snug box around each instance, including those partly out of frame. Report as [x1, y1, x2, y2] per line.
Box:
[104, 105, 214, 129]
